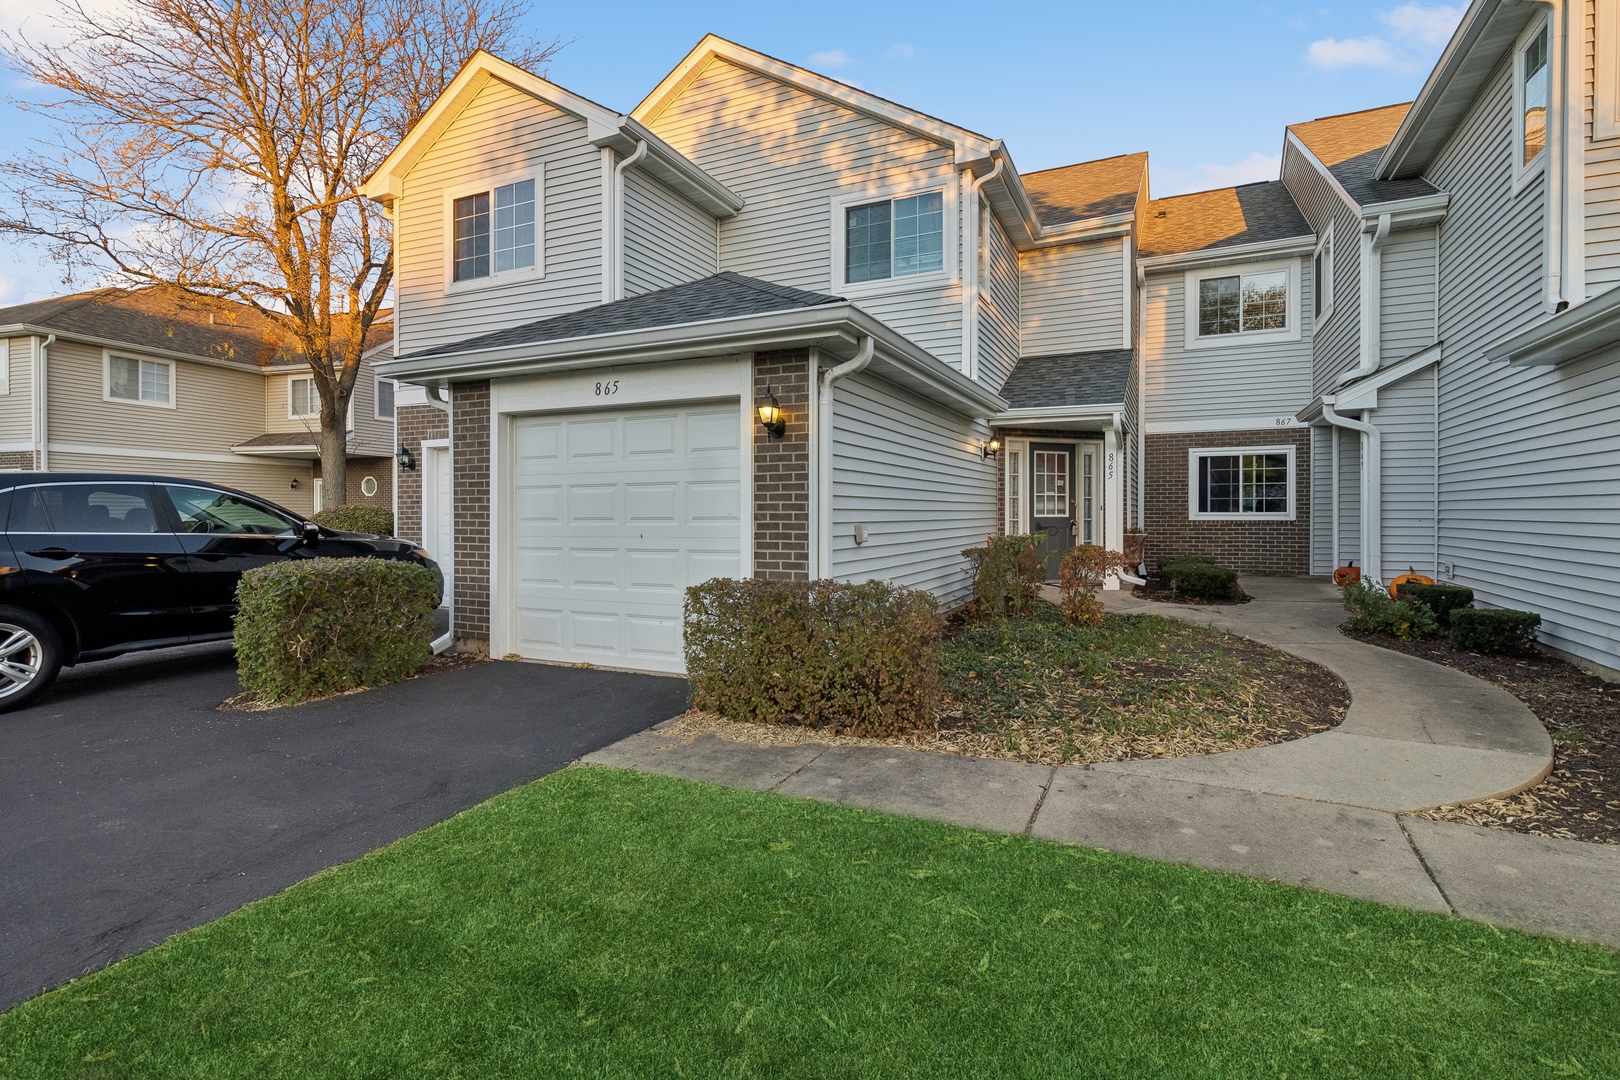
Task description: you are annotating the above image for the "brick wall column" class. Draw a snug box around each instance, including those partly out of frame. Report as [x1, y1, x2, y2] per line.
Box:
[752, 350, 811, 580]
[451, 381, 491, 647]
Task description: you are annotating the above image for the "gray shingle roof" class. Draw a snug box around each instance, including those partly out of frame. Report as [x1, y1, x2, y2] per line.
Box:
[403, 272, 845, 359]
[999, 349, 1131, 410]
[1137, 181, 1312, 259]
[1288, 104, 1439, 206]
[1023, 153, 1147, 227]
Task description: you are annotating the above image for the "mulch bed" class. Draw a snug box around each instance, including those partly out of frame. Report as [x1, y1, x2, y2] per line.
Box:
[219, 650, 490, 712]
[1130, 581, 1252, 605]
[1344, 629, 1620, 845]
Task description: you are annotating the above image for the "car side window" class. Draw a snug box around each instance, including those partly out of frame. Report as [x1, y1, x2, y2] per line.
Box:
[8, 484, 161, 533]
[164, 486, 297, 537]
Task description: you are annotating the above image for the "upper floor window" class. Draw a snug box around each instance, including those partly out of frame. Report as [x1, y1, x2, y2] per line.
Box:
[452, 177, 537, 283]
[105, 354, 174, 408]
[289, 376, 319, 419]
[375, 375, 395, 421]
[1182, 259, 1301, 349]
[1521, 25, 1548, 166]
[1314, 229, 1334, 321]
[846, 191, 944, 283]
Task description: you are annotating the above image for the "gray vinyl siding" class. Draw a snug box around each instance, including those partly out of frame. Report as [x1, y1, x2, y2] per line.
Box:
[1140, 260, 1314, 428]
[1337, 427, 1361, 566]
[1310, 424, 1334, 573]
[1282, 143, 1362, 394]
[1379, 228, 1439, 364]
[1584, 0, 1620, 292]
[1429, 57, 1620, 670]
[979, 210, 1020, 391]
[1376, 367, 1438, 579]
[623, 168, 719, 298]
[48, 448, 314, 516]
[830, 370, 996, 606]
[0, 338, 33, 447]
[1124, 349, 1141, 530]
[1019, 238, 1124, 356]
[347, 354, 397, 456]
[643, 58, 965, 366]
[394, 77, 604, 356]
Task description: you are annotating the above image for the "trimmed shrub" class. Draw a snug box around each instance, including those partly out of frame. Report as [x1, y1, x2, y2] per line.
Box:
[312, 505, 395, 536]
[1157, 555, 1239, 601]
[234, 557, 438, 704]
[1450, 608, 1541, 655]
[684, 577, 941, 736]
[1395, 582, 1475, 628]
[1341, 581, 1439, 640]
[1058, 544, 1135, 626]
[961, 534, 1044, 618]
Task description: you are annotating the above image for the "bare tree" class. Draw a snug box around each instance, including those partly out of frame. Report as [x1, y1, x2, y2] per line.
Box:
[1, 0, 560, 504]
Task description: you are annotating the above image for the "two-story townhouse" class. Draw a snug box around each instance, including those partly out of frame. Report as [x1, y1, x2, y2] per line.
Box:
[0, 287, 397, 514]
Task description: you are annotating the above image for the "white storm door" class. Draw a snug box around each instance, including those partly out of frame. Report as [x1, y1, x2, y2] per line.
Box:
[510, 402, 742, 673]
[422, 444, 453, 581]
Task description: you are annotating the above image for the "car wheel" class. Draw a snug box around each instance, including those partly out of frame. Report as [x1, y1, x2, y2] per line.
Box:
[0, 607, 64, 713]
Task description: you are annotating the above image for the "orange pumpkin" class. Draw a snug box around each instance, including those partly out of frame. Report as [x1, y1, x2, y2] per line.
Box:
[1388, 567, 1435, 598]
[1333, 564, 1360, 586]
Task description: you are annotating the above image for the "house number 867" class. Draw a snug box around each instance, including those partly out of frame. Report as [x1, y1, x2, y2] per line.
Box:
[595, 380, 620, 396]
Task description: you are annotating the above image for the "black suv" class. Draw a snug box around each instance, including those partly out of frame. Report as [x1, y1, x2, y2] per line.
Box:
[0, 473, 440, 711]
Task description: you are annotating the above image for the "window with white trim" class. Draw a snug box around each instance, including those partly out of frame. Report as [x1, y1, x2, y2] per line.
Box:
[1314, 228, 1333, 321]
[106, 354, 174, 407]
[289, 376, 319, 419]
[375, 375, 395, 421]
[1005, 448, 1021, 534]
[452, 177, 537, 283]
[1188, 446, 1294, 520]
[1198, 269, 1286, 336]
[845, 191, 944, 283]
[1520, 24, 1549, 168]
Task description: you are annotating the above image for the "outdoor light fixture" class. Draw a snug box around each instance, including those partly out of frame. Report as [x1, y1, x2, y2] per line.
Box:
[981, 437, 1002, 459]
[757, 388, 785, 440]
[395, 445, 417, 471]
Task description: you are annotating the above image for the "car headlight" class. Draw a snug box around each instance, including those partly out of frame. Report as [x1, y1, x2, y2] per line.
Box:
[411, 548, 432, 562]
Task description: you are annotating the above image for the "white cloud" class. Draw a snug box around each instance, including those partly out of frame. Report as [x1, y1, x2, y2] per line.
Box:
[1305, 4, 1462, 72]
[885, 43, 916, 60]
[1378, 2, 1462, 47]
[808, 49, 852, 69]
[1157, 152, 1282, 197]
[1306, 35, 1400, 71]
[0, 0, 136, 44]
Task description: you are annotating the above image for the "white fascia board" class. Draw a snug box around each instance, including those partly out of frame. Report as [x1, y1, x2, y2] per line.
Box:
[1136, 233, 1316, 274]
[1020, 214, 1135, 251]
[0, 322, 280, 375]
[992, 405, 1122, 428]
[1377, 0, 1505, 180]
[231, 444, 319, 457]
[1332, 341, 1443, 410]
[1359, 192, 1451, 228]
[632, 35, 999, 162]
[588, 116, 744, 218]
[376, 304, 1007, 419]
[1486, 283, 1620, 365]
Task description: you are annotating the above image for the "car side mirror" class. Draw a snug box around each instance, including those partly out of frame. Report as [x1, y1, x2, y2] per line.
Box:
[302, 521, 320, 544]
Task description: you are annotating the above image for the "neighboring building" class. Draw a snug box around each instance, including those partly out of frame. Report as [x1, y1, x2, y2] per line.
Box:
[372, 20, 1620, 681]
[0, 287, 396, 514]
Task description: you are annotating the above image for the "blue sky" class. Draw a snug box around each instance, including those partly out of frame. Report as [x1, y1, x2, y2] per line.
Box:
[0, 0, 1463, 305]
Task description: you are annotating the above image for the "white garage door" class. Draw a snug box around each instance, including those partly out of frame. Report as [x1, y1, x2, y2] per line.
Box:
[510, 401, 742, 673]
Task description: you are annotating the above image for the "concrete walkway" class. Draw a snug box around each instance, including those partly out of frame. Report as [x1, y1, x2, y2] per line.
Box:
[585, 577, 1620, 949]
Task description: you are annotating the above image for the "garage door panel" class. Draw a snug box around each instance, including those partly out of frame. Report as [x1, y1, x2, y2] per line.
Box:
[511, 401, 741, 673]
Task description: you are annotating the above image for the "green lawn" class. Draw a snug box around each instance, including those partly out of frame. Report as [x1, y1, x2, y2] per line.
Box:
[2, 768, 1614, 1079]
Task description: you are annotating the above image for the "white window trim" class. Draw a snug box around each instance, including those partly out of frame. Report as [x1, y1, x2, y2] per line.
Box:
[1003, 438, 1027, 534]
[442, 165, 545, 296]
[102, 350, 176, 410]
[1313, 223, 1335, 326]
[829, 174, 959, 298]
[288, 375, 319, 420]
[1512, 13, 1550, 194]
[1182, 258, 1302, 350]
[1186, 444, 1296, 522]
[375, 374, 396, 421]
[1598, 0, 1620, 142]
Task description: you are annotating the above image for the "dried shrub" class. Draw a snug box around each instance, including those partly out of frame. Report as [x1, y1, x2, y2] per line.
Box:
[312, 505, 395, 536]
[1450, 608, 1541, 654]
[1341, 581, 1439, 640]
[961, 534, 1044, 619]
[684, 577, 941, 736]
[1057, 544, 1137, 626]
[234, 557, 438, 704]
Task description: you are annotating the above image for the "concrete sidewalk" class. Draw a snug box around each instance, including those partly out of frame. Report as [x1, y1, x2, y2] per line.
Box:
[585, 577, 1619, 949]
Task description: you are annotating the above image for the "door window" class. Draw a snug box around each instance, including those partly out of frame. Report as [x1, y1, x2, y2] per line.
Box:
[1032, 451, 1069, 517]
[8, 483, 161, 533]
[165, 486, 297, 536]
[1080, 451, 1095, 544]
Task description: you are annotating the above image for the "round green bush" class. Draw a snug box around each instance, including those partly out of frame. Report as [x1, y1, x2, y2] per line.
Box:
[1157, 556, 1238, 600]
[312, 505, 394, 537]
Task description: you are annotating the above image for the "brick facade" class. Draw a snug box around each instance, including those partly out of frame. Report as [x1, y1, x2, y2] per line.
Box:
[752, 350, 811, 580]
[394, 402, 450, 546]
[312, 455, 393, 510]
[1143, 427, 1311, 575]
[0, 452, 35, 470]
[451, 381, 491, 646]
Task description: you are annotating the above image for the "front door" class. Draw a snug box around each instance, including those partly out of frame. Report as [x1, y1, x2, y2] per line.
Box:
[1030, 443, 1075, 580]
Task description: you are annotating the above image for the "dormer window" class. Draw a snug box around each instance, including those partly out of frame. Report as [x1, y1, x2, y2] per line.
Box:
[449, 174, 541, 287]
[845, 192, 944, 283]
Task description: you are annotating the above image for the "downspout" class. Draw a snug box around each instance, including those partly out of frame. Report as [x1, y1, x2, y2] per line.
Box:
[817, 335, 874, 579]
[1135, 264, 1147, 537]
[608, 140, 648, 303]
[1343, 212, 1391, 385]
[1330, 423, 1340, 572]
[1322, 402, 1381, 586]
[32, 334, 53, 471]
[959, 157, 1003, 381]
[1107, 412, 1144, 588]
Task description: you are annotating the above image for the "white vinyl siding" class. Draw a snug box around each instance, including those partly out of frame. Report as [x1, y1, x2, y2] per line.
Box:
[1018, 237, 1125, 356]
[394, 77, 603, 356]
[1310, 424, 1335, 574]
[1140, 261, 1314, 428]
[0, 339, 32, 446]
[1587, 0, 1620, 291]
[1376, 368, 1438, 580]
[1379, 228, 1439, 365]
[979, 210, 1020, 391]
[830, 370, 996, 607]
[642, 58, 965, 367]
[622, 168, 719, 297]
[1337, 428, 1362, 567]
[1282, 141, 1363, 394]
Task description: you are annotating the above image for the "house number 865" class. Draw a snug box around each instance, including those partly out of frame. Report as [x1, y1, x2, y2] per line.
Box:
[595, 380, 620, 396]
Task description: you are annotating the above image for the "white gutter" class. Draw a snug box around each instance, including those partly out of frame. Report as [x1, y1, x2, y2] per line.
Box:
[1322, 401, 1381, 585]
[1344, 212, 1392, 386]
[960, 156, 1004, 381]
[607, 140, 648, 304]
[32, 334, 53, 471]
[816, 335, 874, 578]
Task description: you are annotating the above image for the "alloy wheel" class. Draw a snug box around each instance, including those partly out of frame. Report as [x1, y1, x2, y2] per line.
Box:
[0, 624, 43, 698]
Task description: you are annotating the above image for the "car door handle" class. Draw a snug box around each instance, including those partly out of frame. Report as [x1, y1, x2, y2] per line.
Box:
[26, 547, 76, 558]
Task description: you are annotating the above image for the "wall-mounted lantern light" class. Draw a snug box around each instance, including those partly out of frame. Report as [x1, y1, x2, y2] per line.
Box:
[981, 437, 1002, 459]
[757, 388, 786, 440]
[395, 445, 417, 471]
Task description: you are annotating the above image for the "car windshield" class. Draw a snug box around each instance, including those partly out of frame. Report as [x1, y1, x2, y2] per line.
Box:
[165, 486, 297, 537]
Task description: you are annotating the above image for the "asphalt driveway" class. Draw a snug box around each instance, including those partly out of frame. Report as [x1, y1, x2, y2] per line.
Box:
[0, 645, 689, 1011]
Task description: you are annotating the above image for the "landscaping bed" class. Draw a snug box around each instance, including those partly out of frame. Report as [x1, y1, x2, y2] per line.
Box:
[1129, 580, 1252, 606]
[1344, 629, 1620, 845]
[675, 604, 1345, 766]
[2, 766, 1613, 1078]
